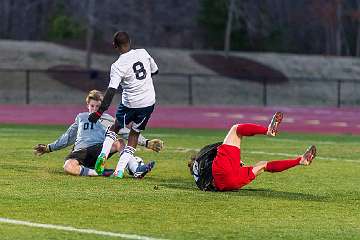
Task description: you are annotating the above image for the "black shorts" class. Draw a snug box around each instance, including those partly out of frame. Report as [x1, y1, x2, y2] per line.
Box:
[115, 104, 154, 132]
[64, 144, 116, 168]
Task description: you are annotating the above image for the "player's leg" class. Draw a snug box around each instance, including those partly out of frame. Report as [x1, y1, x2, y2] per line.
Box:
[95, 103, 129, 174]
[223, 112, 283, 147]
[101, 122, 119, 156]
[113, 130, 139, 178]
[127, 128, 140, 149]
[126, 104, 155, 150]
[63, 147, 99, 177]
[265, 145, 316, 172]
[117, 126, 164, 152]
[94, 139, 126, 176]
[251, 161, 268, 177]
[110, 138, 126, 154]
[223, 124, 266, 147]
[113, 105, 154, 178]
[222, 124, 242, 148]
[251, 145, 316, 176]
[94, 120, 120, 174]
[63, 159, 82, 175]
[211, 123, 249, 190]
[63, 159, 99, 176]
[64, 149, 92, 176]
[84, 143, 118, 176]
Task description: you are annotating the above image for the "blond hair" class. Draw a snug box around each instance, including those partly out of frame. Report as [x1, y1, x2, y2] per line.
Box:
[86, 90, 103, 104]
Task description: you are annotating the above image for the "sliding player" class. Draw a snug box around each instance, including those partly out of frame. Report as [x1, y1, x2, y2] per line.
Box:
[188, 112, 317, 191]
[34, 90, 163, 177]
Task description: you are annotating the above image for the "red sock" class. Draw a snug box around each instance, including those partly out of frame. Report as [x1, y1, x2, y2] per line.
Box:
[236, 123, 267, 136]
[265, 157, 301, 172]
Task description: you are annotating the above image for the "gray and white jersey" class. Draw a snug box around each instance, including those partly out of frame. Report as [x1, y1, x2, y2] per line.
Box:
[48, 112, 113, 151]
[48, 112, 149, 152]
[108, 49, 158, 108]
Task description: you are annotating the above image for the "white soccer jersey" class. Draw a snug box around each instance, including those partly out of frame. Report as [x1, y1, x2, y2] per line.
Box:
[108, 49, 158, 108]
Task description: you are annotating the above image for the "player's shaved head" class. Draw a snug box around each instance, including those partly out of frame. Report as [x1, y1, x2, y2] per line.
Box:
[113, 31, 130, 49]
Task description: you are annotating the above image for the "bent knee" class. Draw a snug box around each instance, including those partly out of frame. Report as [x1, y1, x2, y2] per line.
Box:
[63, 159, 80, 174]
[230, 124, 238, 133]
[252, 161, 268, 176]
[256, 161, 268, 168]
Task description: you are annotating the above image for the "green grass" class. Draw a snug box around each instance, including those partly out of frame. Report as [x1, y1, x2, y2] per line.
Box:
[0, 124, 359, 239]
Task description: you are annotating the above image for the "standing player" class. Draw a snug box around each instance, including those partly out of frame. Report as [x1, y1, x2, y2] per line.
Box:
[88, 31, 159, 178]
[188, 112, 317, 191]
[33, 90, 162, 177]
[89, 32, 158, 178]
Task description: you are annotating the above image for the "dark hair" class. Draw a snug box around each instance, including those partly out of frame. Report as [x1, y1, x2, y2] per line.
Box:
[187, 142, 222, 176]
[188, 142, 222, 191]
[113, 31, 130, 48]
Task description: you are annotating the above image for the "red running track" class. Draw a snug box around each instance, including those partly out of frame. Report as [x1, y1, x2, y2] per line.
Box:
[1, 104, 360, 135]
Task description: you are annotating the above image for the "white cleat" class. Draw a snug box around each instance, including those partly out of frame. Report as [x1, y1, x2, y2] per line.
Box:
[267, 112, 284, 137]
[300, 145, 317, 166]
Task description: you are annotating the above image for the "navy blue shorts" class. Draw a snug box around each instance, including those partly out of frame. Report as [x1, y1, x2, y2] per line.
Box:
[115, 104, 155, 132]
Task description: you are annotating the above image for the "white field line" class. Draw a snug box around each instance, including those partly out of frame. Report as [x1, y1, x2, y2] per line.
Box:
[0, 218, 166, 240]
[265, 138, 355, 145]
[145, 133, 360, 146]
[166, 147, 359, 164]
[1, 128, 357, 146]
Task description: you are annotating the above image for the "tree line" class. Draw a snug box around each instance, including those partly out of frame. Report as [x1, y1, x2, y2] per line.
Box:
[203, 0, 360, 56]
[1, 0, 360, 60]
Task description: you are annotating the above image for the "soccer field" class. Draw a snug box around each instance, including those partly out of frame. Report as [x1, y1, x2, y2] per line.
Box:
[0, 124, 359, 240]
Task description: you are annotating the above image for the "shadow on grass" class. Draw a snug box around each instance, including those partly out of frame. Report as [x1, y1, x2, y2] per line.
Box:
[160, 182, 196, 191]
[154, 177, 197, 191]
[42, 173, 327, 202]
[227, 188, 327, 202]
[160, 178, 327, 202]
[3, 164, 43, 172]
[48, 169, 65, 175]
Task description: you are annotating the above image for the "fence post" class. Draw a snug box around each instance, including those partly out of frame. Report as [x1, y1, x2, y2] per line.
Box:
[337, 80, 341, 108]
[188, 74, 193, 105]
[25, 70, 30, 104]
[262, 79, 267, 106]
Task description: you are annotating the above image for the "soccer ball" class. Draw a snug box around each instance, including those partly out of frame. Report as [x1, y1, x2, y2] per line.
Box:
[126, 156, 144, 176]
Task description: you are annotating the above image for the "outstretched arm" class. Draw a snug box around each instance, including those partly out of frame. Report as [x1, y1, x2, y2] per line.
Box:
[33, 121, 78, 156]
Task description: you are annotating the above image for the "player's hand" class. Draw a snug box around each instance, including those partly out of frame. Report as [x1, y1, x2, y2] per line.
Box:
[146, 139, 164, 152]
[88, 111, 102, 123]
[33, 144, 50, 156]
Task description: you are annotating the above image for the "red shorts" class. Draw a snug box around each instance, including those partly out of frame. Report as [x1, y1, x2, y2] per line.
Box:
[212, 144, 255, 191]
